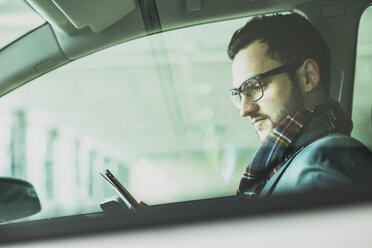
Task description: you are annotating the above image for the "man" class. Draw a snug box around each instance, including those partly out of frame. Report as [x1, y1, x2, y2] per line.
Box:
[227, 13, 372, 199]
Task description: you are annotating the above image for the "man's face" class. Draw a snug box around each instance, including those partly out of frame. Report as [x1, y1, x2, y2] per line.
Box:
[232, 41, 303, 141]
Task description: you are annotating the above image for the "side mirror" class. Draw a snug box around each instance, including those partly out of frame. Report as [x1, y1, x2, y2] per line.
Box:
[0, 178, 41, 223]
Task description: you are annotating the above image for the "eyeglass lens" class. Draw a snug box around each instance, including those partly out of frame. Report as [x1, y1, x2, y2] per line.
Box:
[229, 79, 263, 108]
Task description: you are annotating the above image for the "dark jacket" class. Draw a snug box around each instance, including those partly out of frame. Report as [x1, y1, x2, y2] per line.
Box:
[259, 133, 372, 197]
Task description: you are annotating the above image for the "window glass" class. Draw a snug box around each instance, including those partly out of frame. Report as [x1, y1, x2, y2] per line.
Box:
[352, 6, 372, 151]
[0, 17, 260, 221]
[0, 0, 45, 49]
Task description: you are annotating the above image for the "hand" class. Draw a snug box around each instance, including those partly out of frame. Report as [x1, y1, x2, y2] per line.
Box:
[138, 200, 149, 207]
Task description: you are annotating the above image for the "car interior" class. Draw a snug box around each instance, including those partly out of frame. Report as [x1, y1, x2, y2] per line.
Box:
[0, 0, 371, 246]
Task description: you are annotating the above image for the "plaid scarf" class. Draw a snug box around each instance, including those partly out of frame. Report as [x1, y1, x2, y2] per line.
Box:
[237, 99, 353, 199]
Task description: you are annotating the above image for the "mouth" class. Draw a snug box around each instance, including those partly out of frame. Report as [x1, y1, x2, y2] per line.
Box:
[252, 117, 267, 127]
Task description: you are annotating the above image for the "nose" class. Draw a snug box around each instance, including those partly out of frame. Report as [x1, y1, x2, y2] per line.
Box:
[240, 96, 258, 117]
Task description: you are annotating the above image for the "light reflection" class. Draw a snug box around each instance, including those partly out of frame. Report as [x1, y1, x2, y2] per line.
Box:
[203, 123, 216, 136]
[221, 143, 237, 184]
[201, 107, 215, 120]
[199, 83, 211, 95]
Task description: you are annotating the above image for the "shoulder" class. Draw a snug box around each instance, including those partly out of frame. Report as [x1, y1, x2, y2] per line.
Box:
[299, 133, 372, 167]
[272, 134, 372, 194]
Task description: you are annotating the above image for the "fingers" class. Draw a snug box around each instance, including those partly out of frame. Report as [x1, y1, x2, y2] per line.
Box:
[138, 200, 149, 207]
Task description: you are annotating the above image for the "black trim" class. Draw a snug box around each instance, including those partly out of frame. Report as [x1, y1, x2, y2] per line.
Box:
[137, 0, 162, 34]
[1, 183, 372, 245]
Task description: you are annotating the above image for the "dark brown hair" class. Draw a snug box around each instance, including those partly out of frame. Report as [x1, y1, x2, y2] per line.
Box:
[227, 14, 331, 95]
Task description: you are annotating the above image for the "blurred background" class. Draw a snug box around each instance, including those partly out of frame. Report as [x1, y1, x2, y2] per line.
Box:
[0, 0, 370, 220]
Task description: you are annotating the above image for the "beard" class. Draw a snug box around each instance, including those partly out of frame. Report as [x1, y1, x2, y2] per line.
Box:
[271, 79, 304, 128]
[253, 77, 304, 140]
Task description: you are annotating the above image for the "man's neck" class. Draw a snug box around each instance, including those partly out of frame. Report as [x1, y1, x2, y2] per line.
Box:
[303, 88, 328, 108]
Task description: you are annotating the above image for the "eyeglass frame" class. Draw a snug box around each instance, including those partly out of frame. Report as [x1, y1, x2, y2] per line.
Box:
[228, 60, 304, 106]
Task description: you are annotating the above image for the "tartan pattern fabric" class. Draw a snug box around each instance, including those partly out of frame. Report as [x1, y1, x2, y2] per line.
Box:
[237, 99, 353, 199]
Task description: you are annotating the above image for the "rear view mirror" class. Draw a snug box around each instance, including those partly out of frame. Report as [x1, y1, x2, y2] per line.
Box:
[0, 178, 41, 223]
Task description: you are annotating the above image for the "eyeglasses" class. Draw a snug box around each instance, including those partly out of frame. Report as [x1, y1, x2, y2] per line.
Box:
[228, 61, 303, 109]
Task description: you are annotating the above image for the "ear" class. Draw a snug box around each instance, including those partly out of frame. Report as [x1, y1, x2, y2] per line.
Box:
[302, 58, 320, 92]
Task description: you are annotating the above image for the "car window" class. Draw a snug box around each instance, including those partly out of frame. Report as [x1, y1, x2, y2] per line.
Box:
[351, 6, 372, 151]
[0, 16, 261, 221]
[0, 0, 45, 49]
